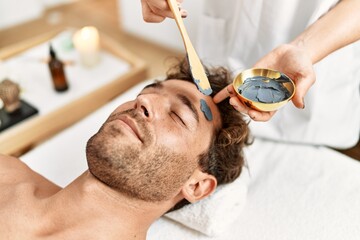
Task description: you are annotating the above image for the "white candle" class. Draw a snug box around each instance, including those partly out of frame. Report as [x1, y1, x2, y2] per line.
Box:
[73, 26, 100, 67]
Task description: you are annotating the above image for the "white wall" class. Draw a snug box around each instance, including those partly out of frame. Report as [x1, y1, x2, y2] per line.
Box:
[0, 0, 74, 29]
[41, 0, 75, 7]
[117, 0, 204, 51]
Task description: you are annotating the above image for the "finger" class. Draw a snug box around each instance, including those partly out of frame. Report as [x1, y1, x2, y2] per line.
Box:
[229, 95, 277, 122]
[213, 84, 236, 103]
[141, 1, 166, 22]
[180, 8, 188, 18]
[176, 0, 188, 17]
[146, 0, 170, 11]
[147, 0, 186, 10]
[291, 72, 315, 109]
[146, 0, 188, 19]
[145, 5, 187, 20]
[248, 109, 277, 122]
[148, 4, 175, 18]
[229, 96, 249, 115]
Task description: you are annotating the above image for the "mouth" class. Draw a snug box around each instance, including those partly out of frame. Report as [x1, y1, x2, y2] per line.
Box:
[115, 116, 143, 143]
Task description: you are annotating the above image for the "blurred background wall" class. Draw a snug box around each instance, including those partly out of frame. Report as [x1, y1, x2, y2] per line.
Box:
[0, 0, 75, 29]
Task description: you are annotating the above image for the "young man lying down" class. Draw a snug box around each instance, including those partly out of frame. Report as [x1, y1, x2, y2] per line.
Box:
[0, 59, 251, 239]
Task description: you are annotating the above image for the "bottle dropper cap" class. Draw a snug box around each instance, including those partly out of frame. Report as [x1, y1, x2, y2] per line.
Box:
[49, 44, 56, 59]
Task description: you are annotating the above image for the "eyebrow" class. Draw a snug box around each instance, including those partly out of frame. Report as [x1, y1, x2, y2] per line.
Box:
[143, 81, 164, 90]
[143, 81, 200, 123]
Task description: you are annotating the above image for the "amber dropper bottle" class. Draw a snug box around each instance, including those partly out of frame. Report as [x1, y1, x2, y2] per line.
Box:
[48, 45, 69, 92]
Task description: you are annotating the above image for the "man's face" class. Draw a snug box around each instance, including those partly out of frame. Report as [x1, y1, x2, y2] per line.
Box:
[86, 80, 221, 202]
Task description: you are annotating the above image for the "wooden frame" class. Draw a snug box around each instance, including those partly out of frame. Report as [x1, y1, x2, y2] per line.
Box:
[0, 27, 148, 156]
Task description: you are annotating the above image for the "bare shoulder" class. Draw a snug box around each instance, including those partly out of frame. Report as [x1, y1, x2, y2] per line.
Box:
[0, 154, 61, 193]
[0, 154, 30, 174]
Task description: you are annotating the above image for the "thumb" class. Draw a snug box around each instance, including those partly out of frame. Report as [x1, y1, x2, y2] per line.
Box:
[291, 74, 315, 109]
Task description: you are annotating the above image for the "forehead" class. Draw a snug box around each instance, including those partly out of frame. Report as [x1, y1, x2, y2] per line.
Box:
[143, 79, 221, 129]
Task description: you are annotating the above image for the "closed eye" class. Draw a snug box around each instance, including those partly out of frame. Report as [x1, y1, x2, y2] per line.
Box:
[171, 111, 186, 127]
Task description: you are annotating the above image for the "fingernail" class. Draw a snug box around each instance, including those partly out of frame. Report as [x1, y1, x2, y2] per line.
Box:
[302, 98, 305, 109]
[229, 98, 238, 109]
[181, 9, 188, 18]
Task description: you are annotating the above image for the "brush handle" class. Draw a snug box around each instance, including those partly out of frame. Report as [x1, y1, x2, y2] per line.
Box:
[167, 0, 212, 95]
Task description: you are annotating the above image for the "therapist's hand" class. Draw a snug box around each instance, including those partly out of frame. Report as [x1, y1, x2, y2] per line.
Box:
[213, 44, 315, 121]
[141, 0, 188, 23]
[253, 44, 315, 109]
[213, 85, 277, 121]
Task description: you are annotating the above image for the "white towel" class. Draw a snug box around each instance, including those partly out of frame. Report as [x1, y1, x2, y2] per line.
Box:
[165, 167, 249, 236]
[148, 138, 360, 240]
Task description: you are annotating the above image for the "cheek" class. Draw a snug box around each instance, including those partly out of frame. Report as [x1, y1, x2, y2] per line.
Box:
[156, 127, 189, 149]
[193, 128, 213, 153]
[153, 125, 205, 158]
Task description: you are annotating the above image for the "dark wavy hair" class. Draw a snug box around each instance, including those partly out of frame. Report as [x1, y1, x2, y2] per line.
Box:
[165, 58, 252, 211]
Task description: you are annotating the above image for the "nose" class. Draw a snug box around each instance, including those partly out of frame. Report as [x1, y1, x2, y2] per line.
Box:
[135, 94, 153, 121]
[135, 94, 170, 121]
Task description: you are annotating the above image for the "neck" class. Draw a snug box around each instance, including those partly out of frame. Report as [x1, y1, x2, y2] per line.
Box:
[38, 171, 175, 239]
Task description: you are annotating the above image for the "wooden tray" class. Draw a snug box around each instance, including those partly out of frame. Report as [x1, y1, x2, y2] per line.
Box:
[0, 27, 148, 156]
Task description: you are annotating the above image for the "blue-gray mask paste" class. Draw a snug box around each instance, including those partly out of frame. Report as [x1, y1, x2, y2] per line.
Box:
[188, 59, 213, 95]
[238, 75, 291, 103]
[200, 99, 213, 121]
[194, 79, 213, 95]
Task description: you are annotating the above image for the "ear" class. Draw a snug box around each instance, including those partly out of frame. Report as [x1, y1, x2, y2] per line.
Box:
[181, 169, 217, 203]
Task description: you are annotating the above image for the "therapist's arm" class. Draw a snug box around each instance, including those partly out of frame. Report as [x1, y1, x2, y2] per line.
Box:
[141, 0, 187, 22]
[292, 0, 360, 64]
[214, 0, 360, 121]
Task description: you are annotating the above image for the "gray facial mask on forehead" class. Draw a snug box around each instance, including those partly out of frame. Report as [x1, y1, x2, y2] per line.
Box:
[200, 99, 213, 121]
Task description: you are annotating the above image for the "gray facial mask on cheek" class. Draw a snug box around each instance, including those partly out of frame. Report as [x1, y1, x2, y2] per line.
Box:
[200, 99, 213, 121]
